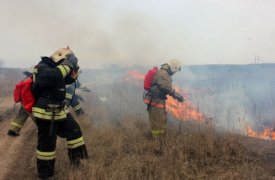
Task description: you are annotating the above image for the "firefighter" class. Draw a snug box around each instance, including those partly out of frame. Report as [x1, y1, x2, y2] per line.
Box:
[31, 47, 88, 179]
[7, 71, 34, 137]
[144, 59, 184, 138]
[65, 80, 90, 116]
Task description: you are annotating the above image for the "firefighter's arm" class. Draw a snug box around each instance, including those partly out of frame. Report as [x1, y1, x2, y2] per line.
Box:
[157, 74, 175, 95]
[37, 64, 71, 87]
[76, 80, 82, 88]
[56, 65, 71, 78]
[61, 54, 80, 83]
[158, 74, 184, 102]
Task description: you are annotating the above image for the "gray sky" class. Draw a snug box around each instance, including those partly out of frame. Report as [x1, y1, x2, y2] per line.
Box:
[0, 0, 275, 68]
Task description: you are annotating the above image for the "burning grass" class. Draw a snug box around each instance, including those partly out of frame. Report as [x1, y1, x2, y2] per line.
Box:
[246, 126, 275, 141]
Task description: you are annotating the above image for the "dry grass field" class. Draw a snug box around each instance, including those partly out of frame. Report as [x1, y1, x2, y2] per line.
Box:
[1, 98, 274, 180]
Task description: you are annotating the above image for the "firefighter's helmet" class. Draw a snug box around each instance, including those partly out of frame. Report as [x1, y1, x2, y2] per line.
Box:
[51, 47, 73, 62]
[22, 71, 32, 77]
[167, 59, 181, 73]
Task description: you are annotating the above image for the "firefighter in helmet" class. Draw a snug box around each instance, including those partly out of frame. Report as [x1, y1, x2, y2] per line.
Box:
[31, 47, 88, 179]
[144, 59, 184, 137]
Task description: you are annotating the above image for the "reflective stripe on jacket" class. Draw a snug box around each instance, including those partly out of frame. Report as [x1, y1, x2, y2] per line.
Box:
[32, 107, 68, 120]
[143, 97, 164, 108]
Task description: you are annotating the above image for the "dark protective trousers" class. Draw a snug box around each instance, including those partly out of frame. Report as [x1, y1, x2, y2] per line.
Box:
[36, 113, 88, 178]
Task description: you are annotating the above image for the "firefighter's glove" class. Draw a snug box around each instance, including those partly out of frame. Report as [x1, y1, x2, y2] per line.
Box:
[173, 92, 184, 102]
[81, 86, 91, 93]
[62, 53, 78, 72]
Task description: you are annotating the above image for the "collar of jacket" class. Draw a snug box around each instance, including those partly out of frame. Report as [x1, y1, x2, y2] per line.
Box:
[41, 56, 64, 67]
[160, 64, 173, 76]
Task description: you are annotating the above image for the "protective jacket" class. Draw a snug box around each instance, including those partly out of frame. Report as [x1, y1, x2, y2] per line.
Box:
[32, 57, 71, 120]
[144, 64, 175, 108]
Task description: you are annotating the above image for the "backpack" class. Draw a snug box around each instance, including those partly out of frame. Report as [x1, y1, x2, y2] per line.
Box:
[144, 66, 158, 91]
[13, 77, 35, 112]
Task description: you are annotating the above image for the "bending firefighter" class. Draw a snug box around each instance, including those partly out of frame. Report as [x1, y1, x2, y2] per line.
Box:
[7, 71, 34, 137]
[31, 47, 88, 179]
[144, 59, 184, 137]
[7, 79, 88, 137]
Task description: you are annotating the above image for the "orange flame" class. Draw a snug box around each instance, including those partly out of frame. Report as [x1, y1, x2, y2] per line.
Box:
[246, 126, 275, 140]
[124, 70, 144, 81]
[166, 87, 204, 122]
[125, 70, 204, 122]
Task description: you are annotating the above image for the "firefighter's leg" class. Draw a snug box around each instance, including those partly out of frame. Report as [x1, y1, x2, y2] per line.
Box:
[149, 106, 167, 138]
[36, 119, 57, 179]
[8, 106, 29, 136]
[58, 113, 88, 166]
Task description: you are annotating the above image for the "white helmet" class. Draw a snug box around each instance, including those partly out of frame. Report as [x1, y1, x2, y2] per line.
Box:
[51, 46, 73, 62]
[167, 59, 181, 73]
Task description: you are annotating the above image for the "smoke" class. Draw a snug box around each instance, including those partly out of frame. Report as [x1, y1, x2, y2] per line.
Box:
[176, 65, 275, 133]
[0, 59, 3, 67]
[2, 0, 275, 68]
[0, 0, 188, 68]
